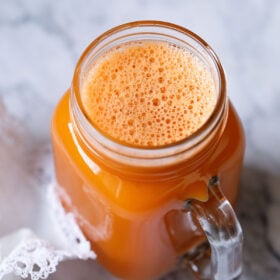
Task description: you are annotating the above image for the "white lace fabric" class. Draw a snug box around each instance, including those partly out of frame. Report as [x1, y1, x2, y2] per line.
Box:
[0, 229, 65, 280]
[0, 184, 96, 280]
[0, 102, 95, 280]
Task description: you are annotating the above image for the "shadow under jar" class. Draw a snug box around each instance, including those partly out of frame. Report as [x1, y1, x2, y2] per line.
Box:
[51, 21, 245, 280]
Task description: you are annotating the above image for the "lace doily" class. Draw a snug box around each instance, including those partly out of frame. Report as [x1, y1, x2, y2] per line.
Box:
[0, 101, 96, 280]
[0, 229, 65, 280]
[0, 184, 96, 280]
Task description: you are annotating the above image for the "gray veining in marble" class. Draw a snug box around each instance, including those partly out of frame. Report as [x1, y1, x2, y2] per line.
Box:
[0, 0, 280, 279]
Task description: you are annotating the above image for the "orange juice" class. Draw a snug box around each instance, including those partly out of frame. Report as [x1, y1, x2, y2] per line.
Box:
[81, 41, 216, 147]
[51, 21, 245, 280]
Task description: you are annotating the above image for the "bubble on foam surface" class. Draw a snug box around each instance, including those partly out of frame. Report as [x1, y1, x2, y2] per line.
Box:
[81, 41, 216, 147]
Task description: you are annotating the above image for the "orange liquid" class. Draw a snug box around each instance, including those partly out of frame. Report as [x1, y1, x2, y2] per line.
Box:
[81, 41, 216, 147]
[51, 41, 245, 279]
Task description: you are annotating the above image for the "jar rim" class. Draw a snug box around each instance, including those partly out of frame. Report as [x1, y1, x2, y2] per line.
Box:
[70, 20, 227, 167]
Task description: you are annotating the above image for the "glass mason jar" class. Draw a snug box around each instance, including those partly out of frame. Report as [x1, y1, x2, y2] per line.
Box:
[51, 21, 245, 280]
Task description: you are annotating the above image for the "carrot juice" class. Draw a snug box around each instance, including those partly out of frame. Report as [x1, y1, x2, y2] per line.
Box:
[51, 21, 245, 280]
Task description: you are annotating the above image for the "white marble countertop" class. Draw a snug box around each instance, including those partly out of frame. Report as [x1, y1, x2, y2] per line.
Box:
[0, 0, 280, 279]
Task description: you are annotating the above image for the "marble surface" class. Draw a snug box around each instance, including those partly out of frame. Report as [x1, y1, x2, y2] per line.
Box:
[0, 0, 280, 279]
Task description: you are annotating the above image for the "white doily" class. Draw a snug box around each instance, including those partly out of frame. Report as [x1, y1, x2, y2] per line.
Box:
[0, 183, 96, 280]
[0, 101, 95, 280]
[0, 229, 65, 280]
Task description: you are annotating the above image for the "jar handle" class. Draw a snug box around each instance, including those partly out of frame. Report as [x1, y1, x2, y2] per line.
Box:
[184, 176, 243, 280]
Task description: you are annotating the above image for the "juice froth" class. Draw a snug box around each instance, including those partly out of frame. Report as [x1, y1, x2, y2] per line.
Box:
[81, 41, 217, 147]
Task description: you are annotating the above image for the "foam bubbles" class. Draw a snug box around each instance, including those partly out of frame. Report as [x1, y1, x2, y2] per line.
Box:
[81, 41, 217, 147]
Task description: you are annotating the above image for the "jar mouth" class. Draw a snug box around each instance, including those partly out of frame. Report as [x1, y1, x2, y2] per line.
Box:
[70, 20, 227, 167]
